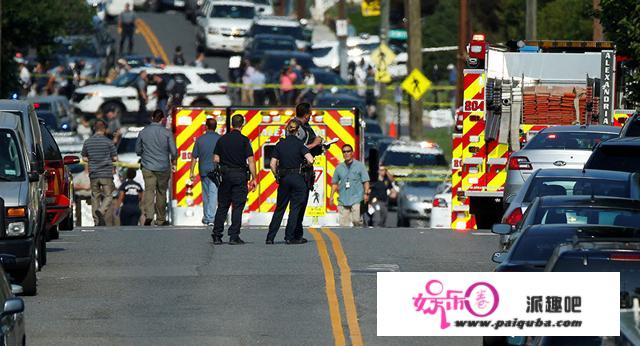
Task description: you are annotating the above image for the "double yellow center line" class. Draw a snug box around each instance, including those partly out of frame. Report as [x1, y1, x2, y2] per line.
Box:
[135, 18, 170, 64]
[309, 227, 364, 346]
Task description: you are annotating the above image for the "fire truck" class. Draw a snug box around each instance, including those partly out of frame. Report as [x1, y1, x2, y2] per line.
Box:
[451, 34, 632, 230]
[171, 106, 363, 226]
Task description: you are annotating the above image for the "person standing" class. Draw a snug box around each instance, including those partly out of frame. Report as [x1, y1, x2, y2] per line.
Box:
[173, 46, 185, 65]
[117, 168, 144, 226]
[153, 74, 169, 116]
[241, 59, 255, 105]
[330, 144, 370, 227]
[367, 167, 396, 227]
[266, 119, 314, 244]
[279, 67, 296, 106]
[81, 120, 118, 226]
[15, 55, 31, 98]
[118, 3, 136, 55]
[190, 117, 221, 226]
[191, 52, 208, 68]
[211, 114, 257, 245]
[136, 70, 148, 125]
[250, 66, 266, 106]
[135, 110, 178, 226]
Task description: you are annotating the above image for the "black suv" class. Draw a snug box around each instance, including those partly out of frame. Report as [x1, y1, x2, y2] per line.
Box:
[584, 137, 640, 173]
[619, 111, 640, 137]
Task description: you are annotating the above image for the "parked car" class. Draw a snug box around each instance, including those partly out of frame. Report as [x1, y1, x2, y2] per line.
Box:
[584, 137, 640, 173]
[505, 125, 620, 200]
[380, 140, 448, 179]
[396, 179, 441, 227]
[311, 41, 339, 70]
[0, 113, 47, 296]
[0, 259, 25, 345]
[501, 168, 640, 227]
[148, 0, 186, 11]
[28, 96, 77, 132]
[619, 111, 639, 137]
[71, 65, 230, 122]
[252, 0, 273, 15]
[0, 101, 46, 177]
[248, 16, 310, 50]
[53, 34, 115, 78]
[185, 0, 205, 22]
[117, 127, 143, 164]
[121, 55, 164, 68]
[243, 34, 296, 63]
[314, 93, 366, 118]
[364, 135, 394, 164]
[430, 182, 452, 229]
[196, 0, 256, 54]
[40, 121, 79, 240]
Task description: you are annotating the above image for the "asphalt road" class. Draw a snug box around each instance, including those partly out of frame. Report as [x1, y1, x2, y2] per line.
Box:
[26, 226, 497, 345]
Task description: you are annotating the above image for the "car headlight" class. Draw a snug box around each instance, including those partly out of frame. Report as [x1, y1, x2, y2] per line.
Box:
[88, 91, 101, 98]
[6, 222, 25, 237]
[208, 27, 219, 35]
[406, 195, 419, 202]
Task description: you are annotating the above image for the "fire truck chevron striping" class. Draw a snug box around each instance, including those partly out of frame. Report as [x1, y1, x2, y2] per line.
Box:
[171, 107, 362, 226]
[452, 35, 627, 230]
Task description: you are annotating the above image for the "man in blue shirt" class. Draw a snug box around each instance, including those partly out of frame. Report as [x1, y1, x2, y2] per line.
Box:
[190, 117, 221, 226]
[330, 144, 370, 226]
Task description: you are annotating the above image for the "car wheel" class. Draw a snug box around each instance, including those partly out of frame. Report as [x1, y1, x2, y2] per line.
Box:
[39, 234, 47, 268]
[190, 99, 212, 107]
[397, 214, 409, 227]
[59, 213, 74, 231]
[100, 101, 125, 118]
[47, 225, 59, 241]
[20, 254, 37, 296]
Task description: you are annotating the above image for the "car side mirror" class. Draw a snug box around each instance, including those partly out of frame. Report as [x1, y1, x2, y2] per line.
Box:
[0, 298, 24, 317]
[63, 155, 80, 166]
[491, 223, 513, 235]
[28, 171, 40, 182]
[492, 251, 507, 264]
[10, 285, 22, 295]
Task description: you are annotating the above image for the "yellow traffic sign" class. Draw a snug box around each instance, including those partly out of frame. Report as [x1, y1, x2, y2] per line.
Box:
[361, 0, 380, 17]
[370, 43, 396, 69]
[375, 69, 392, 83]
[402, 69, 432, 101]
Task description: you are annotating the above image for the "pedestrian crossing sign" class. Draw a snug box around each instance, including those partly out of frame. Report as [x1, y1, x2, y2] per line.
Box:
[361, 0, 380, 17]
[371, 43, 396, 83]
[401, 69, 432, 101]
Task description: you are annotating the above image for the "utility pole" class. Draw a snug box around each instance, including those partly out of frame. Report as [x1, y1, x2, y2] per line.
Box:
[380, 0, 390, 43]
[406, 0, 422, 140]
[525, 0, 537, 40]
[338, 0, 348, 80]
[593, 0, 603, 41]
[456, 0, 468, 109]
[296, 0, 306, 19]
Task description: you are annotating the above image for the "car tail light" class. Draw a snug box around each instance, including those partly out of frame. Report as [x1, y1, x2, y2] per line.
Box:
[433, 198, 447, 208]
[504, 207, 523, 225]
[610, 253, 640, 261]
[508, 156, 532, 170]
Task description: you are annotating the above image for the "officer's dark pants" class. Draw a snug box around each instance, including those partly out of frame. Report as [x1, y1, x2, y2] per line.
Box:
[120, 203, 141, 226]
[267, 174, 307, 241]
[294, 188, 309, 239]
[120, 25, 134, 55]
[212, 171, 248, 239]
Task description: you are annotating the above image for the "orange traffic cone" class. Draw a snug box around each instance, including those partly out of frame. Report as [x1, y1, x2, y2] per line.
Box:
[389, 121, 397, 138]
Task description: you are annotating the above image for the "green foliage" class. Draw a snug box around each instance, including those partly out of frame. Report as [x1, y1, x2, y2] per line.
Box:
[538, 0, 592, 40]
[1, 0, 94, 96]
[600, 0, 640, 106]
[421, 0, 457, 83]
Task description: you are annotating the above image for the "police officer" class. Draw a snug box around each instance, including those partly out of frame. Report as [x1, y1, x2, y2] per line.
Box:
[211, 114, 257, 245]
[266, 119, 314, 244]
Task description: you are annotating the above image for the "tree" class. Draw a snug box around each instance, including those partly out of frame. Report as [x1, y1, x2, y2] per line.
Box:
[1, 0, 93, 96]
[538, 0, 592, 40]
[599, 0, 640, 106]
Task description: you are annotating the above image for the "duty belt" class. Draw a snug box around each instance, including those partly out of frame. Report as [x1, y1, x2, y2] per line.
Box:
[222, 166, 247, 173]
[279, 168, 302, 176]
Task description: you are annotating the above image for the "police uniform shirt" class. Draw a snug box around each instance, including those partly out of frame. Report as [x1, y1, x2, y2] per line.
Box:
[298, 120, 317, 145]
[273, 136, 310, 169]
[119, 179, 143, 205]
[214, 129, 253, 167]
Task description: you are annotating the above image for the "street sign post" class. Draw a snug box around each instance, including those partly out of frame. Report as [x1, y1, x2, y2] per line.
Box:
[401, 68, 432, 101]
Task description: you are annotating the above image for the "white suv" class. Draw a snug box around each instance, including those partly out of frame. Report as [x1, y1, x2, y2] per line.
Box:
[196, 0, 256, 53]
[71, 65, 231, 118]
[248, 16, 310, 51]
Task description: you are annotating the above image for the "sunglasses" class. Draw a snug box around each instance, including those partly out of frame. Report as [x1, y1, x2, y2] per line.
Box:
[342, 150, 353, 153]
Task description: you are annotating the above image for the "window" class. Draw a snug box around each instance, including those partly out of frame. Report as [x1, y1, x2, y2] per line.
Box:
[510, 228, 577, 262]
[586, 146, 640, 173]
[40, 123, 62, 161]
[252, 24, 303, 40]
[381, 151, 447, 167]
[197, 73, 223, 84]
[523, 178, 630, 203]
[111, 72, 138, 87]
[255, 38, 295, 51]
[524, 131, 618, 150]
[262, 144, 276, 170]
[210, 5, 255, 19]
[118, 137, 138, 155]
[0, 130, 24, 179]
[311, 47, 334, 58]
[533, 206, 640, 227]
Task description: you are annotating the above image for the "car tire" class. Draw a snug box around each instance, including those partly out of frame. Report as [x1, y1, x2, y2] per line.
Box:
[190, 99, 212, 107]
[100, 101, 125, 117]
[59, 213, 74, 231]
[20, 254, 37, 296]
[48, 226, 59, 241]
[397, 214, 410, 227]
[39, 234, 47, 268]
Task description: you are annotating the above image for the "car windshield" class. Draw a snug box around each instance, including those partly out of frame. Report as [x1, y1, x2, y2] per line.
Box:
[382, 151, 447, 167]
[210, 5, 255, 19]
[253, 24, 303, 40]
[255, 38, 295, 51]
[198, 73, 223, 83]
[510, 228, 577, 262]
[523, 178, 630, 202]
[57, 38, 99, 57]
[0, 130, 24, 179]
[111, 72, 138, 87]
[262, 55, 314, 71]
[532, 206, 640, 227]
[37, 112, 59, 130]
[365, 121, 383, 135]
[313, 72, 346, 85]
[586, 146, 640, 173]
[524, 131, 618, 150]
[311, 47, 333, 58]
[33, 102, 52, 112]
[118, 137, 137, 154]
[404, 181, 440, 189]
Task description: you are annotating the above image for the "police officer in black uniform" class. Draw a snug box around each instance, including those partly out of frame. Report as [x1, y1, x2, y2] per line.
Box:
[292, 103, 323, 240]
[266, 119, 315, 244]
[211, 114, 257, 245]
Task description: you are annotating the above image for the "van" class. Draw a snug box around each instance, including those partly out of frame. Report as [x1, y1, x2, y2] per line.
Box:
[0, 112, 47, 296]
